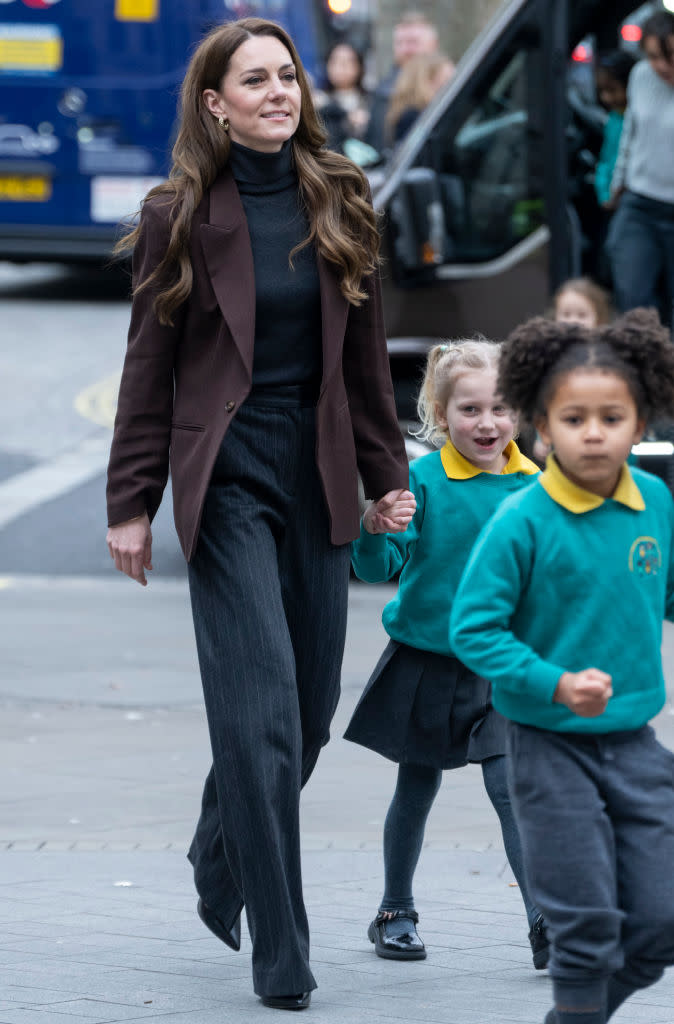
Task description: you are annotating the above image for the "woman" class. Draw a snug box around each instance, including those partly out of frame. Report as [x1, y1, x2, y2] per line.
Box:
[385, 52, 454, 145]
[314, 41, 371, 153]
[105, 18, 412, 1011]
[607, 11, 674, 325]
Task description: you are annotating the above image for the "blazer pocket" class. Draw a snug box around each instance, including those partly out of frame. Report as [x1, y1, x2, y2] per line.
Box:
[171, 421, 206, 432]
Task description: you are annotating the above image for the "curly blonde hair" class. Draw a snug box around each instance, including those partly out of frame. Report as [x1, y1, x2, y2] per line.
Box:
[416, 339, 502, 445]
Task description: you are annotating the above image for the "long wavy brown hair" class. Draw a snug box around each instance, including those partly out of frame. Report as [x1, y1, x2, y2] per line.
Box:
[115, 18, 380, 325]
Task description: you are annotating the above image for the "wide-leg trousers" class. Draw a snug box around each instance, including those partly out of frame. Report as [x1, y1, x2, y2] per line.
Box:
[506, 722, 674, 1012]
[186, 396, 351, 996]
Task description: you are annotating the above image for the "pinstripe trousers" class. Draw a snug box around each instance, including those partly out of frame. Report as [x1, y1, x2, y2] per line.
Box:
[186, 395, 351, 996]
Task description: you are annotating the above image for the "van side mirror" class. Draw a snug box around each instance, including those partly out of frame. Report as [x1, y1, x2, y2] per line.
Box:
[388, 168, 455, 276]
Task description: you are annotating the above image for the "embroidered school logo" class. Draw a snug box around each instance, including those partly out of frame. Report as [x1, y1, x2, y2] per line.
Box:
[628, 536, 662, 577]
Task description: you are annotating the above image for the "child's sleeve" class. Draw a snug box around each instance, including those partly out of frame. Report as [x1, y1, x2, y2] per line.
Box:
[351, 477, 424, 583]
[610, 84, 630, 196]
[595, 114, 623, 205]
[450, 506, 565, 705]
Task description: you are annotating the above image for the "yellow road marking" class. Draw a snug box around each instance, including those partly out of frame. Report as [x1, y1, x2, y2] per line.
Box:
[74, 372, 121, 430]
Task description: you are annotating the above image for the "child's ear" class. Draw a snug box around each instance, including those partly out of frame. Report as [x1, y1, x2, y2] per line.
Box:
[434, 401, 448, 430]
[633, 418, 646, 446]
[535, 416, 551, 447]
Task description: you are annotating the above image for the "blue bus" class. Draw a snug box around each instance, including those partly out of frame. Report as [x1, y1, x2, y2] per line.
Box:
[0, 0, 328, 262]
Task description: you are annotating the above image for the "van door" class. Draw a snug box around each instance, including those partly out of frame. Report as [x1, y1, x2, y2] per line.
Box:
[375, 0, 556, 346]
[374, 0, 635, 346]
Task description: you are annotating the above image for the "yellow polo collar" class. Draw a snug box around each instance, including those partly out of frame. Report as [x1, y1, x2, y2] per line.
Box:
[539, 454, 645, 513]
[440, 439, 539, 480]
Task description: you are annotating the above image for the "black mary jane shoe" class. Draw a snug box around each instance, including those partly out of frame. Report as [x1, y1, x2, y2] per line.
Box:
[260, 993, 311, 1011]
[197, 897, 241, 952]
[367, 909, 427, 960]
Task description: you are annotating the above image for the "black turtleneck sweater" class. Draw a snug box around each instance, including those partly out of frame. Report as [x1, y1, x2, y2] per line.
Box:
[227, 139, 322, 396]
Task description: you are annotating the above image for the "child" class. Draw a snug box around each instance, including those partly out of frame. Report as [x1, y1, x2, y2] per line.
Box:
[451, 309, 674, 1024]
[344, 340, 547, 967]
[594, 51, 635, 210]
[533, 279, 612, 463]
[552, 278, 611, 329]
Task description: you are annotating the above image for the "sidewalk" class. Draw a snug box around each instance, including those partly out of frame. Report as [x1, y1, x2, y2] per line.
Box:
[1, 577, 673, 1023]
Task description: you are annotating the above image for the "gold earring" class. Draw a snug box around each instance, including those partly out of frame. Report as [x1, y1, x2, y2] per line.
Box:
[218, 115, 229, 131]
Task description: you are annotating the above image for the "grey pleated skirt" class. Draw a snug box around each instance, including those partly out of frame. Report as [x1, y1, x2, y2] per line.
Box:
[343, 639, 506, 768]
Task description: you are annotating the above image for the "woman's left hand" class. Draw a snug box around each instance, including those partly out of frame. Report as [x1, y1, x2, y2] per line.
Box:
[364, 489, 416, 534]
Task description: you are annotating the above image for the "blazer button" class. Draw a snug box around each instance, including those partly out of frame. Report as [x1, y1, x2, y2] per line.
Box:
[225, 400, 236, 413]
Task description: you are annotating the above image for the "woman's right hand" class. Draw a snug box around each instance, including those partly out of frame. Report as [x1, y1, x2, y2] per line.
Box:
[106, 513, 153, 586]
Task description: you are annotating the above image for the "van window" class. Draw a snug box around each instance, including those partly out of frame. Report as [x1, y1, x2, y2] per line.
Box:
[428, 44, 545, 263]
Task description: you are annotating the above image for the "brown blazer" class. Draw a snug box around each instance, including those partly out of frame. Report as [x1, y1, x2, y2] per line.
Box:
[106, 168, 408, 562]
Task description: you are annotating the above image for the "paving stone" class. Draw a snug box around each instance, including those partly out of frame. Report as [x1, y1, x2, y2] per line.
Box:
[0, 581, 671, 1023]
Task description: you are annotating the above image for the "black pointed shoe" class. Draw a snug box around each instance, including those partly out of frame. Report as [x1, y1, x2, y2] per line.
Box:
[260, 993, 311, 1011]
[197, 897, 241, 952]
[367, 909, 427, 960]
[528, 913, 550, 970]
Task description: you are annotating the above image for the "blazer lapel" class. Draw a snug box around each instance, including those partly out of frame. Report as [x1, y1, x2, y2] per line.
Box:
[318, 253, 349, 394]
[200, 171, 350, 391]
[200, 169, 256, 379]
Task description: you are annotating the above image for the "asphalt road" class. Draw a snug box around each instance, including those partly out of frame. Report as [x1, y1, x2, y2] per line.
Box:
[0, 260, 186, 577]
[1, 261, 674, 1023]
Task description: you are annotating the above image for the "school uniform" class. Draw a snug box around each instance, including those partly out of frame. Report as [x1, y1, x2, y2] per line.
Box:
[451, 456, 674, 1010]
[345, 439, 538, 767]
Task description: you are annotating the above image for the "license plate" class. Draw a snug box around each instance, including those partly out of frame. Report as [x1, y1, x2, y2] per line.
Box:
[0, 25, 63, 73]
[0, 176, 51, 201]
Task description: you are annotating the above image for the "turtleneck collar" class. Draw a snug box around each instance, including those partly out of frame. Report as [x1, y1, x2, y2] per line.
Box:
[227, 139, 296, 194]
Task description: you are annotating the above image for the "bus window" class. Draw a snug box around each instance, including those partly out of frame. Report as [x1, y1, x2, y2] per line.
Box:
[428, 45, 545, 264]
[0, 0, 326, 263]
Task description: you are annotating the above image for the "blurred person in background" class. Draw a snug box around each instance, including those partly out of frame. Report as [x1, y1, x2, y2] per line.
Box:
[594, 51, 635, 211]
[593, 50, 635, 287]
[366, 10, 444, 155]
[314, 40, 371, 154]
[385, 51, 455, 145]
[552, 277, 612, 329]
[607, 11, 674, 326]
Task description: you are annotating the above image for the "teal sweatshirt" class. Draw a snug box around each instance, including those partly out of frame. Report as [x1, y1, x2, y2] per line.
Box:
[352, 439, 538, 656]
[594, 110, 624, 205]
[451, 456, 674, 733]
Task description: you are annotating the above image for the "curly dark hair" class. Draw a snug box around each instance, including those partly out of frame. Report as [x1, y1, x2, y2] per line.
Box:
[498, 308, 674, 422]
